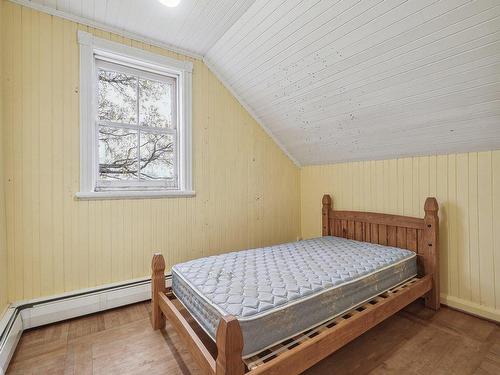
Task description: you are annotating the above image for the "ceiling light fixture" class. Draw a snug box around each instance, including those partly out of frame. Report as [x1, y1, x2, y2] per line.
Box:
[158, 0, 181, 7]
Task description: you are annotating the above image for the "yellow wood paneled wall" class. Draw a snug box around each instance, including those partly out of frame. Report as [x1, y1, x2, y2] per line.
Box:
[0, 0, 8, 315]
[1, 1, 300, 303]
[301, 151, 500, 321]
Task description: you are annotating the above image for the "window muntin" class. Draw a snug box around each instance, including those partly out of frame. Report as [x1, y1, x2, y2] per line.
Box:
[95, 59, 178, 191]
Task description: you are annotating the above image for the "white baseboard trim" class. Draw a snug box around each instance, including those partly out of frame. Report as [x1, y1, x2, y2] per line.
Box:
[19, 278, 153, 329]
[0, 275, 171, 372]
[441, 293, 500, 323]
[0, 308, 22, 375]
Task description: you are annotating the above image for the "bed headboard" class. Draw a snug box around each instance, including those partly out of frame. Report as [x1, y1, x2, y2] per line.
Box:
[321, 194, 440, 310]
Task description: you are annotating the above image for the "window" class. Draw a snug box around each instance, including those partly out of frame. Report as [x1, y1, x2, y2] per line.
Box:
[96, 61, 177, 189]
[77, 31, 193, 199]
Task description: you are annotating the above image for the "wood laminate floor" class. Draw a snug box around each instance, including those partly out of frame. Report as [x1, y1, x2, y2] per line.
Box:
[6, 300, 500, 374]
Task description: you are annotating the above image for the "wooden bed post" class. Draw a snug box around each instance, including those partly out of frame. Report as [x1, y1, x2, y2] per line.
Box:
[151, 253, 166, 330]
[216, 316, 244, 375]
[423, 197, 440, 310]
[322, 194, 332, 236]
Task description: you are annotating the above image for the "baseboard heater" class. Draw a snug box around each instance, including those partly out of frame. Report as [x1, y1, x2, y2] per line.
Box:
[0, 275, 171, 374]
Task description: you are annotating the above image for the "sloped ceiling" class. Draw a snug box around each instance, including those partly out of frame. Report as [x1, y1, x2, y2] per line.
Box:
[15, 0, 500, 165]
[206, 0, 500, 165]
[18, 0, 257, 57]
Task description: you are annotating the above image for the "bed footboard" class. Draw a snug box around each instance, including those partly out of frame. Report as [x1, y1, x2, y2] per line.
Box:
[150, 253, 245, 375]
[216, 316, 245, 375]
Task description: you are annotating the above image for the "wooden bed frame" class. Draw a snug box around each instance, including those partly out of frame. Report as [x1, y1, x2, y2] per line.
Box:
[151, 194, 440, 375]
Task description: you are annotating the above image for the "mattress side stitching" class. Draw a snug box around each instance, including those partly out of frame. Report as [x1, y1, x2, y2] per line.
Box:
[173, 248, 416, 321]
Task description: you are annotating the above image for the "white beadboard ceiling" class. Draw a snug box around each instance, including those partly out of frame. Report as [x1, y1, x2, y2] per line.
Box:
[205, 0, 500, 165]
[19, 0, 257, 57]
[15, 0, 500, 165]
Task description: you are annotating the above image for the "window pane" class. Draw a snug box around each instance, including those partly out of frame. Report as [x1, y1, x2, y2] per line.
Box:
[99, 127, 138, 180]
[98, 70, 137, 124]
[140, 133, 175, 180]
[139, 78, 174, 129]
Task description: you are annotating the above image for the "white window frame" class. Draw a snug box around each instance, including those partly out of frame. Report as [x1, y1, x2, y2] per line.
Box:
[76, 30, 194, 200]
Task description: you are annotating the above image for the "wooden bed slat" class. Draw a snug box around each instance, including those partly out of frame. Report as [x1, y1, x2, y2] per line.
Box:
[397, 227, 407, 249]
[407, 228, 418, 252]
[341, 220, 348, 238]
[333, 220, 341, 237]
[387, 226, 397, 247]
[370, 223, 378, 244]
[417, 229, 423, 255]
[243, 277, 425, 371]
[354, 221, 363, 241]
[363, 222, 370, 242]
[379, 225, 388, 246]
[347, 220, 355, 239]
[248, 276, 432, 375]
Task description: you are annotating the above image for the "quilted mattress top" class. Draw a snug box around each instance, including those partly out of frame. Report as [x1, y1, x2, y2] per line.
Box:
[172, 236, 415, 320]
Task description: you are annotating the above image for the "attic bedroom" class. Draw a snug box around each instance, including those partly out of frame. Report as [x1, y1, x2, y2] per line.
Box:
[0, 0, 499, 374]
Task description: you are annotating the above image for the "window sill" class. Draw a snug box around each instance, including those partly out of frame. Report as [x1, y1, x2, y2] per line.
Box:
[75, 190, 196, 200]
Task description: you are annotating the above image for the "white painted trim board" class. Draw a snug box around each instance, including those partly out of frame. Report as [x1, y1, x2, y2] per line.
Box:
[0, 309, 22, 375]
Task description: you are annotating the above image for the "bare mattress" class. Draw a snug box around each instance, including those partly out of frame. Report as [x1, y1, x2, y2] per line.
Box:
[171, 236, 417, 357]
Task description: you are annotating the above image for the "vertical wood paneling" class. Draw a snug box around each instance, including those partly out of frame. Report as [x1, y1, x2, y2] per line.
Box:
[0, 0, 8, 314]
[456, 153, 471, 301]
[51, 13, 65, 298]
[477, 152, 494, 307]
[12, 3, 23, 301]
[447, 154, 459, 298]
[436, 154, 448, 295]
[469, 153, 480, 304]
[493, 152, 500, 310]
[1, 2, 300, 303]
[301, 150, 500, 321]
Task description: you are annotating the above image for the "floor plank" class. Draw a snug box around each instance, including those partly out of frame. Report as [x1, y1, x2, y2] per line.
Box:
[7, 301, 500, 374]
